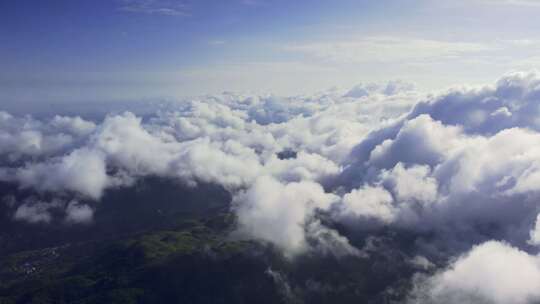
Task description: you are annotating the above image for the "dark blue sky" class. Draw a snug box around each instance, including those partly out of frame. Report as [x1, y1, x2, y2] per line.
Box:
[2, 0, 540, 102]
[2, 0, 389, 70]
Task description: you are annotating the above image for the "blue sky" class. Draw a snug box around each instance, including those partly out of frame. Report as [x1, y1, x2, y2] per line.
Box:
[2, 0, 540, 102]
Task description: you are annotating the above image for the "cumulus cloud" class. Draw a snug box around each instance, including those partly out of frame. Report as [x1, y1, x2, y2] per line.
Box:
[328, 73, 540, 256]
[409, 255, 435, 271]
[409, 241, 540, 304]
[12, 198, 92, 224]
[233, 176, 339, 256]
[380, 163, 438, 204]
[91, 112, 179, 176]
[0, 112, 95, 163]
[65, 201, 94, 224]
[344, 80, 415, 98]
[10, 148, 108, 200]
[410, 71, 540, 135]
[528, 214, 540, 246]
[339, 186, 396, 224]
[367, 115, 463, 169]
[13, 199, 61, 224]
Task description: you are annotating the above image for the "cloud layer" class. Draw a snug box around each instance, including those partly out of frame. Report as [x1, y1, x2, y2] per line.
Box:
[3, 72, 540, 301]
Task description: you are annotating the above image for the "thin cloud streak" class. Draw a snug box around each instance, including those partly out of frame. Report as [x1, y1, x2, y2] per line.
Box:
[118, 0, 190, 16]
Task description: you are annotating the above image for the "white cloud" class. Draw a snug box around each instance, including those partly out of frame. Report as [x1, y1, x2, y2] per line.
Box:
[528, 214, 540, 246]
[13, 148, 108, 200]
[65, 201, 94, 224]
[410, 241, 540, 304]
[50, 115, 96, 136]
[409, 255, 435, 270]
[234, 176, 338, 256]
[0, 112, 94, 163]
[381, 163, 438, 204]
[333, 72, 540, 248]
[367, 115, 463, 169]
[14, 199, 61, 224]
[340, 186, 396, 223]
[344, 80, 415, 98]
[91, 112, 179, 176]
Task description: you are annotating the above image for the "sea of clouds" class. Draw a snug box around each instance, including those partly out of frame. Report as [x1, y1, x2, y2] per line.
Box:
[2, 72, 540, 303]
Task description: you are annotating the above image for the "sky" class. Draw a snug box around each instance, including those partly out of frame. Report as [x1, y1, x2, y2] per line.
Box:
[2, 0, 540, 103]
[6, 2, 540, 302]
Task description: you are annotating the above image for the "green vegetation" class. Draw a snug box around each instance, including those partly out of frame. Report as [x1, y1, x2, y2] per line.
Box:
[0, 213, 280, 304]
[0, 183, 420, 304]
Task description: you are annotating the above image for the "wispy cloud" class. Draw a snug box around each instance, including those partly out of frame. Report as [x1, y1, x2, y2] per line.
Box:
[119, 0, 189, 16]
[241, 0, 267, 6]
[284, 36, 494, 64]
[208, 40, 227, 46]
[484, 0, 540, 6]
